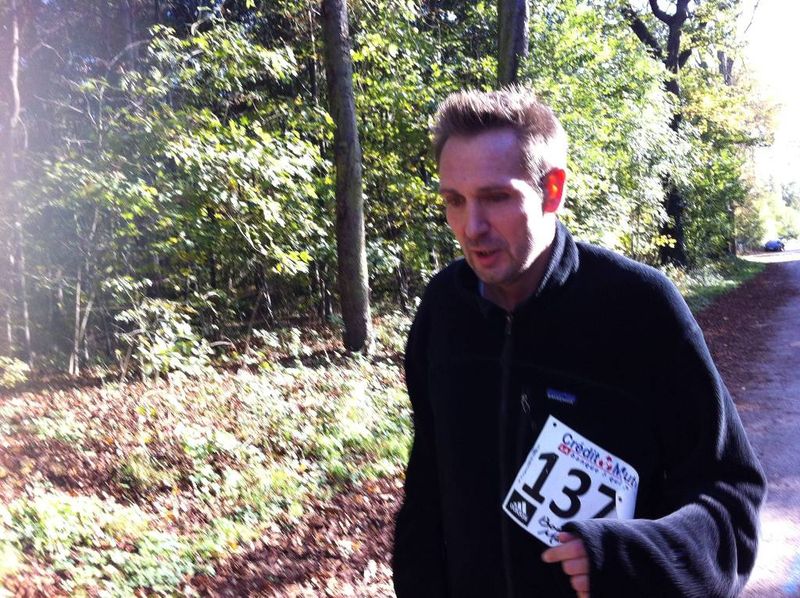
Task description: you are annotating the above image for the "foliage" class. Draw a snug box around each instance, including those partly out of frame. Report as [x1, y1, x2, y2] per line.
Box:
[0, 344, 410, 595]
[15, 10, 328, 372]
[26, 411, 88, 444]
[115, 298, 213, 380]
[1, 0, 779, 369]
[0, 357, 29, 389]
[679, 58, 774, 260]
[523, 0, 682, 260]
[665, 257, 765, 312]
[3, 483, 244, 596]
[374, 310, 414, 355]
[758, 183, 800, 242]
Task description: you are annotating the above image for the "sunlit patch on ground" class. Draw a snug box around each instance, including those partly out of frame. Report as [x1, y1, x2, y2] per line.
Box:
[745, 500, 800, 597]
[743, 248, 800, 265]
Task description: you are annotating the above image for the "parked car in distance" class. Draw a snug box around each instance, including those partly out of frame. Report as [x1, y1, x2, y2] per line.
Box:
[764, 239, 785, 252]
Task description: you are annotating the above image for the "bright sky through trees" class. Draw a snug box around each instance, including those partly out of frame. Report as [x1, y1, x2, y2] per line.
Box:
[741, 0, 800, 186]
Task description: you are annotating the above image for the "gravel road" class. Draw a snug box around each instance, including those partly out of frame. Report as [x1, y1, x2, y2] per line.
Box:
[724, 250, 800, 597]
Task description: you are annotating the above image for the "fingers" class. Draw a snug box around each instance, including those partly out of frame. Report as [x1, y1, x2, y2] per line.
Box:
[570, 573, 589, 593]
[562, 556, 590, 576]
[541, 532, 591, 598]
[541, 534, 586, 564]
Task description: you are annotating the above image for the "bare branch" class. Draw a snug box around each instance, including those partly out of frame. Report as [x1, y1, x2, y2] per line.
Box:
[743, 0, 762, 35]
[105, 39, 149, 74]
[678, 48, 692, 68]
[674, 0, 691, 26]
[648, 0, 671, 24]
[28, 42, 65, 63]
[33, 95, 86, 116]
[190, 12, 216, 36]
[82, 92, 98, 128]
[622, 6, 663, 60]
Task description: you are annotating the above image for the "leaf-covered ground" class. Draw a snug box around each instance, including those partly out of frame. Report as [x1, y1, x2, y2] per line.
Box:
[0, 320, 412, 597]
[191, 477, 400, 597]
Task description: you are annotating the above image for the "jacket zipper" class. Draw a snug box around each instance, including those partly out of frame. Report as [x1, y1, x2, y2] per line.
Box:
[521, 389, 536, 433]
[499, 311, 514, 598]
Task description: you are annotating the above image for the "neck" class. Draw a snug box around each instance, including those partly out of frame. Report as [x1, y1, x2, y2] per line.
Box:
[482, 242, 555, 312]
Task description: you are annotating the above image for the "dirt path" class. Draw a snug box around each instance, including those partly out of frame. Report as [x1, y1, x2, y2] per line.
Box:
[698, 250, 800, 597]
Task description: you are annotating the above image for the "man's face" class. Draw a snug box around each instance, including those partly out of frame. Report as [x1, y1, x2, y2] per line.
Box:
[439, 128, 559, 309]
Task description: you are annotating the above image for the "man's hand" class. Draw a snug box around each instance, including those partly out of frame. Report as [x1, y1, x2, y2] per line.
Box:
[541, 531, 590, 598]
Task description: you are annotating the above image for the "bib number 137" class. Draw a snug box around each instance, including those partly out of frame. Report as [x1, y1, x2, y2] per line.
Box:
[502, 415, 639, 547]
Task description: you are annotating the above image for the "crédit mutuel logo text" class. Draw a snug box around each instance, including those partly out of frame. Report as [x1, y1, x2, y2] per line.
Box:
[558, 433, 638, 490]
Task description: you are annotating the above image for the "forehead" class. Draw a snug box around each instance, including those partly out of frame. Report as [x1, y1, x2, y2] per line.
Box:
[438, 129, 528, 189]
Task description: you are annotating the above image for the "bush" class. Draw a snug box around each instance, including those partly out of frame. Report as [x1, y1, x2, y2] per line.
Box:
[115, 447, 181, 494]
[0, 357, 29, 389]
[664, 258, 764, 312]
[115, 298, 212, 381]
[4, 485, 234, 595]
[374, 310, 413, 355]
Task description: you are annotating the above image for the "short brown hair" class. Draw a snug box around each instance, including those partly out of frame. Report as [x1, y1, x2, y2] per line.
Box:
[432, 86, 567, 185]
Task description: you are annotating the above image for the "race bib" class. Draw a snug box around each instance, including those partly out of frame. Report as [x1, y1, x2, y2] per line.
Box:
[503, 415, 639, 546]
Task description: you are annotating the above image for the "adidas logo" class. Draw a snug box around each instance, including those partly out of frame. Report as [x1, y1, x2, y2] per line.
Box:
[509, 500, 530, 521]
[506, 491, 533, 524]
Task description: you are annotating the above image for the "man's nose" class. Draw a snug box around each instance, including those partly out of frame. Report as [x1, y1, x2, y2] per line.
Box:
[464, 201, 490, 240]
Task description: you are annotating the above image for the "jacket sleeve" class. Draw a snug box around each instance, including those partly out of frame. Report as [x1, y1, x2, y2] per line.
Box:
[566, 300, 766, 598]
[392, 305, 449, 597]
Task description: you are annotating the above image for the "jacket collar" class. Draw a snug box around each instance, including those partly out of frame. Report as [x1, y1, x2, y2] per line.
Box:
[455, 221, 580, 317]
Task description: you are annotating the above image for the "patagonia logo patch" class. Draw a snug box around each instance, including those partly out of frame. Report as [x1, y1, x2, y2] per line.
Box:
[546, 388, 577, 405]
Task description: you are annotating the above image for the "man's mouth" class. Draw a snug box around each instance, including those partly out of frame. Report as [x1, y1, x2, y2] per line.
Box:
[471, 248, 500, 262]
[476, 250, 494, 257]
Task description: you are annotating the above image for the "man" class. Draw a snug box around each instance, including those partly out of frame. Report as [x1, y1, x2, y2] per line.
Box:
[392, 87, 765, 598]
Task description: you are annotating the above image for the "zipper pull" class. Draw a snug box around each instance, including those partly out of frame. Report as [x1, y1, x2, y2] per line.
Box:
[505, 312, 513, 335]
[521, 388, 537, 433]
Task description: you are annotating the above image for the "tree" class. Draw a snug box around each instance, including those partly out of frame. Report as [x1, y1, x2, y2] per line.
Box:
[522, 0, 679, 262]
[320, 0, 371, 352]
[623, 0, 695, 266]
[497, 0, 529, 85]
[0, 0, 32, 364]
[0, 0, 774, 374]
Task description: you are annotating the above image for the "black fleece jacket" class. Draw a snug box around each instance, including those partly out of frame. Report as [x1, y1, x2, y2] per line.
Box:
[393, 223, 765, 598]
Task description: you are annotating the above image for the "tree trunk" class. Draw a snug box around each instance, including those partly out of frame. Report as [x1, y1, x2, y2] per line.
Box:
[68, 207, 99, 376]
[15, 220, 32, 365]
[717, 50, 733, 86]
[320, 0, 371, 352]
[396, 260, 409, 313]
[497, 0, 529, 86]
[68, 266, 82, 376]
[624, 0, 691, 267]
[122, 0, 139, 66]
[76, 288, 96, 363]
[0, 0, 25, 359]
[308, 6, 319, 102]
[718, 49, 737, 256]
[662, 188, 687, 265]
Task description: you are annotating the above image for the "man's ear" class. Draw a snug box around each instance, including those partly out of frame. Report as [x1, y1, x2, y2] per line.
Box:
[542, 168, 566, 213]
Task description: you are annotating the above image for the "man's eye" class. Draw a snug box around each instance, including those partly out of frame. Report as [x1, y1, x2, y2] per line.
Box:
[443, 196, 464, 207]
[485, 193, 509, 202]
